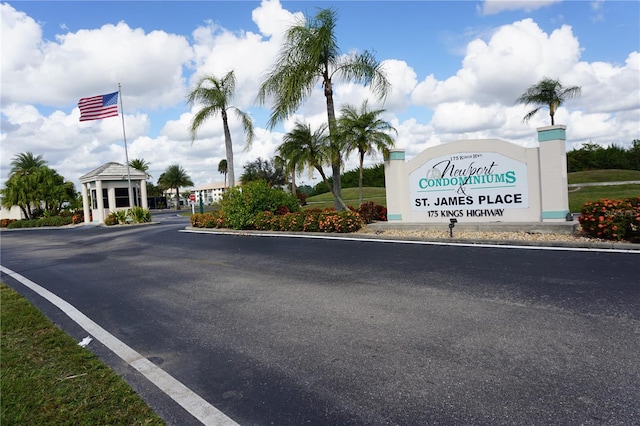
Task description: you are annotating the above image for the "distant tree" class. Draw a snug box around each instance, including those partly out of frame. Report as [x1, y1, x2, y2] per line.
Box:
[516, 77, 581, 125]
[187, 70, 254, 188]
[338, 100, 396, 205]
[158, 164, 194, 210]
[257, 7, 390, 210]
[280, 121, 349, 211]
[567, 141, 640, 172]
[145, 181, 163, 197]
[129, 158, 151, 178]
[9, 152, 46, 177]
[218, 159, 228, 188]
[240, 157, 287, 187]
[2, 158, 75, 219]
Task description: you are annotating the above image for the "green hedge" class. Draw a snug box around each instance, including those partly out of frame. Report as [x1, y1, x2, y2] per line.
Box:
[6, 216, 73, 229]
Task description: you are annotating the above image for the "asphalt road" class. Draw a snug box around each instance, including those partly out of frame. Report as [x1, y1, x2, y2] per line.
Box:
[1, 212, 639, 425]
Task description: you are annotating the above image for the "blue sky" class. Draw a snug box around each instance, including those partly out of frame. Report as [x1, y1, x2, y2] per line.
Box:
[2, 0, 639, 189]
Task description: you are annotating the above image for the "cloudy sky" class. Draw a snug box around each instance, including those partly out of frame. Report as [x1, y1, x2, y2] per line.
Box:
[2, 0, 639, 190]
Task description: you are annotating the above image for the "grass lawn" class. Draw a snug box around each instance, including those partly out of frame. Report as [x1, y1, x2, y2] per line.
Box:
[0, 283, 164, 425]
[568, 169, 640, 184]
[568, 184, 640, 212]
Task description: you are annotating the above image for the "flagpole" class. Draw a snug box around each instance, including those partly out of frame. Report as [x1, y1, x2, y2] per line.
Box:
[118, 83, 135, 207]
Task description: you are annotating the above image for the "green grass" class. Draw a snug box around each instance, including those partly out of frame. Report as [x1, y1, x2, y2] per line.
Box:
[305, 187, 386, 210]
[568, 169, 640, 184]
[569, 184, 640, 212]
[0, 283, 164, 426]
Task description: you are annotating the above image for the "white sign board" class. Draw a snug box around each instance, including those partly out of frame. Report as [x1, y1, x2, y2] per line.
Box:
[409, 152, 528, 219]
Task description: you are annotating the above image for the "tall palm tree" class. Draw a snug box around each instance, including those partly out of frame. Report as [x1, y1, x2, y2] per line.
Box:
[257, 7, 390, 211]
[218, 159, 228, 188]
[187, 70, 254, 188]
[157, 164, 194, 210]
[10, 152, 46, 177]
[338, 100, 396, 206]
[129, 158, 151, 178]
[279, 121, 349, 211]
[516, 77, 581, 126]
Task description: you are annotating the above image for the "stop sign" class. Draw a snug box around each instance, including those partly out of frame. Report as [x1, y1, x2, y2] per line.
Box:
[189, 194, 196, 202]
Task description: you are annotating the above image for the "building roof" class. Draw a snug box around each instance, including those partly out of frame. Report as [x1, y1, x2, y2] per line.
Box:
[79, 162, 148, 183]
[193, 182, 226, 191]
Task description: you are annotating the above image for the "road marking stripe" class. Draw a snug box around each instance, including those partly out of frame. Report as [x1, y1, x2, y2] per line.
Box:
[0, 265, 239, 426]
[179, 229, 639, 254]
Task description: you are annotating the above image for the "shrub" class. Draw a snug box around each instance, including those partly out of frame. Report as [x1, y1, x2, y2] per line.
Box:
[302, 209, 324, 232]
[296, 192, 308, 206]
[129, 207, 152, 223]
[1, 219, 17, 228]
[104, 213, 118, 226]
[254, 211, 275, 230]
[37, 216, 73, 227]
[5, 216, 72, 229]
[221, 180, 300, 230]
[579, 197, 640, 242]
[190, 212, 226, 228]
[318, 210, 363, 233]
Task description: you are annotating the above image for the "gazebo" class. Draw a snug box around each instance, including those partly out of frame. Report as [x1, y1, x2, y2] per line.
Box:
[79, 162, 148, 224]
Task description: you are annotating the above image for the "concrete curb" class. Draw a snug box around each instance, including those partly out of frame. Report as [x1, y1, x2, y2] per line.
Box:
[183, 226, 640, 252]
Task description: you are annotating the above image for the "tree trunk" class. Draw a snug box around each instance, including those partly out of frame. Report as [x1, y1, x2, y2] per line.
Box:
[359, 151, 365, 206]
[323, 76, 345, 211]
[315, 165, 349, 211]
[290, 167, 297, 196]
[175, 187, 180, 210]
[222, 109, 235, 188]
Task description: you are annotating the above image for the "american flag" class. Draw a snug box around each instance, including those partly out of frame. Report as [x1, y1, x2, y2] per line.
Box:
[78, 91, 119, 121]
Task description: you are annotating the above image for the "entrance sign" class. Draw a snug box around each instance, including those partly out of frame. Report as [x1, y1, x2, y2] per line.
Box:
[409, 152, 528, 220]
[384, 126, 570, 223]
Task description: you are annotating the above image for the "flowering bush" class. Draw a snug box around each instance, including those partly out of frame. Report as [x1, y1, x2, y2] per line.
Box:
[191, 212, 226, 228]
[318, 210, 363, 233]
[221, 180, 300, 230]
[200, 207, 363, 233]
[579, 197, 640, 242]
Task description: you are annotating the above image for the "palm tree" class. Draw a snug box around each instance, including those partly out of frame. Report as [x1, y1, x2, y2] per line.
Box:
[157, 164, 194, 210]
[273, 154, 297, 195]
[218, 159, 228, 188]
[129, 158, 151, 178]
[187, 70, 254, 188]
[516, 77, 581, 126]
[10, 152, 46, 177]
[338, 100, 396, 205]
[279, 121, 349, 211]
[257, 7, 390, 211]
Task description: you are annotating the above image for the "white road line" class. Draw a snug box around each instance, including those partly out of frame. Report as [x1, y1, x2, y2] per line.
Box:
[0, 265, 239, 426]
[179, 229, 640, 254]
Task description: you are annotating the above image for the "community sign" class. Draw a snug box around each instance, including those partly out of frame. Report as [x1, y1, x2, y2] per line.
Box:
[409, 152, 528, 220]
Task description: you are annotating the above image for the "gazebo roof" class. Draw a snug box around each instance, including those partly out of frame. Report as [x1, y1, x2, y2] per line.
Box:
[79, 162, 147, 183]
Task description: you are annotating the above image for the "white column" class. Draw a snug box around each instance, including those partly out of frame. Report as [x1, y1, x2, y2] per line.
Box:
[95, 180, 105, 223]
[81, 182, 91, 224]
[140, 180, 148, 209]
[537, 125, 570, 222]
[107, 186, 116, 213]
[384, 149, 407, 222]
